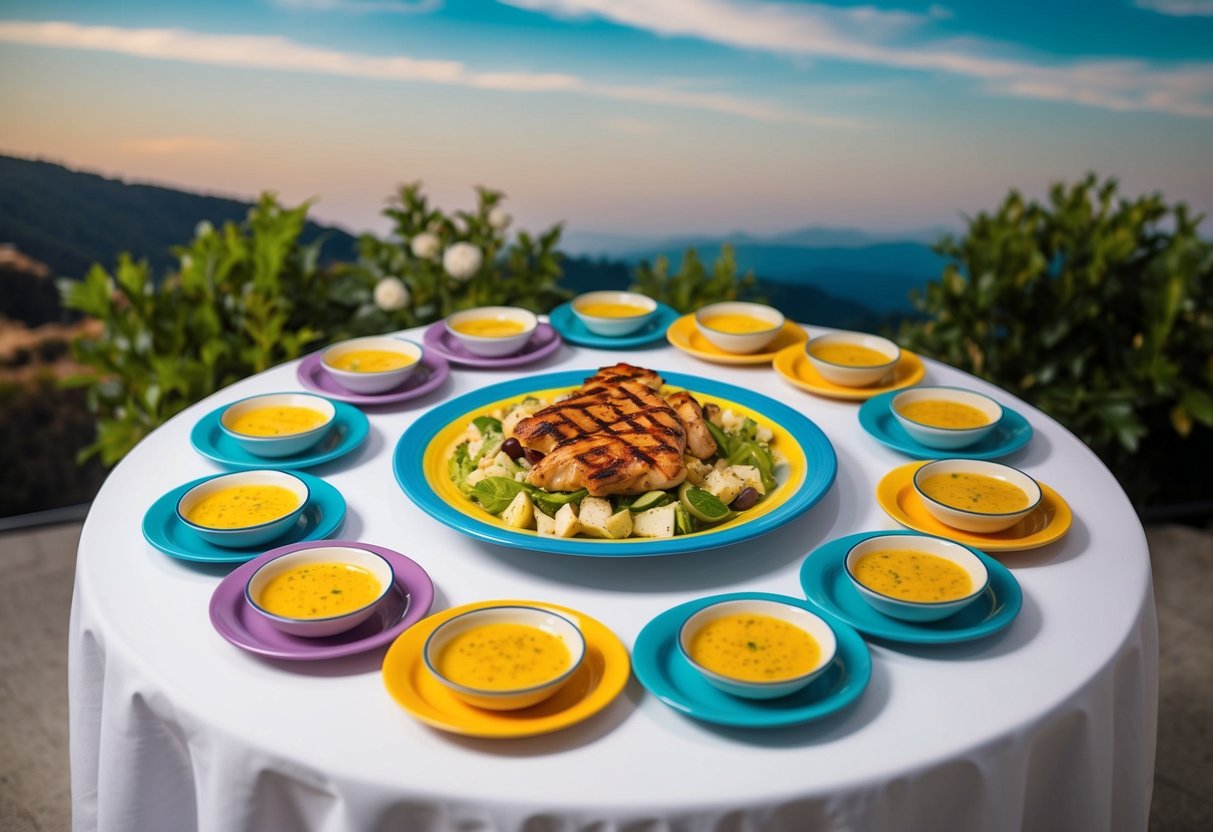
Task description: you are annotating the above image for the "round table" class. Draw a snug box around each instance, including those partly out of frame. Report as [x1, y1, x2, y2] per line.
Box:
[68, 325, 1158, 832]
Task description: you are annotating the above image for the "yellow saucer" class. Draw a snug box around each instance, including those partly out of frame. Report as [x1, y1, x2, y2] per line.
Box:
[875, 461, 1073, 552]
[382, 599, 631, 738]
[773, 345, 926, 401]
[666, 314, 808, 365]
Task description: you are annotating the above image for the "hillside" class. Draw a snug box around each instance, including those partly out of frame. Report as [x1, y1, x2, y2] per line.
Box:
[0, 153, 921, 330]
[0, 154, 360, 282]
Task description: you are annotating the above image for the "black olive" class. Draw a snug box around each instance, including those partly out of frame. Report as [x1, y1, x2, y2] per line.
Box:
[731, 487, 759, 511]
[524, 448, 546, 465]
[501, 437, 525, 460]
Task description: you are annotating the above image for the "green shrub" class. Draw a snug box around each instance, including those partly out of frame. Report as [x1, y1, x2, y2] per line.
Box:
[900, 174, 1213, 507]
[629, 244, 761, 313]
[345, 183, 568, 331]
[60, 196, 337, 465]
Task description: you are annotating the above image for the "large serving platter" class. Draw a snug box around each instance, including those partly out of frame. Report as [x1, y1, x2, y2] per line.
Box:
[393, 369, 837, 557]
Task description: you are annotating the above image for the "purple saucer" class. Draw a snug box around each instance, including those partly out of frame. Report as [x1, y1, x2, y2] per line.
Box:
[422, 321, 563, 368]
[296, 350, 449, 405]
[208, 540, 434, 661]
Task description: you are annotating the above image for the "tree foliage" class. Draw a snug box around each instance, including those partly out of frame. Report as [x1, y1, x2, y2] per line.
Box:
[900, 174, 1213, 506]
[629, 244, 761, 313]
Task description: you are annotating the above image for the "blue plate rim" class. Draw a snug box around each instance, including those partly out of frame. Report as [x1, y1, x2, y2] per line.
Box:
[549, 301, 681, 348]
[631, 591, 872, 727]
[141, 471, 346, 562]
[190, 397, 369, 470]
[857, 390, 1033, 460]
[392, 369, 837, 557]
[799, 530, 1023, 644]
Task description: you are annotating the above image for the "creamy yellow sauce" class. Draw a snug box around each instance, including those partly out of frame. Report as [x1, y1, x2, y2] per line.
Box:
[898, 399, 991, 429]
[227, 405, 328, 437]
[920, 472, 1030, 513]
[688, 613, 820, 682]
[700, 313, 775, 334]
[437, 623, 571, 691]
[258, 562, 382, 619]
[451, 318, 527, 338]
[576, 301, 649, 318]
[328, 349, 415, 373]
[853, 549, 973, 602]
[184, 485, 300, 529]
[810, 343, 891, 367]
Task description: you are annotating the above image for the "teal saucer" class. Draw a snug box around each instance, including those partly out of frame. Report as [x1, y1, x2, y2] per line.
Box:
[799, 531, 1022, 644]
[190, 398, 368, 470]
[549, 301, 680, 348]
[141, 471, 346, 563]
[632, 592, 871, 728]
[857, 390, 1032, 460]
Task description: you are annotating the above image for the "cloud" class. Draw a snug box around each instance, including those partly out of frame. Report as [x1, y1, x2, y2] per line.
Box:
[1132, 0, 1213, 16]
[275, 0, 443, 13]
[0, 19, 849, 127]
[120, 136, 240, 155]
[501, 0, 1213, 118]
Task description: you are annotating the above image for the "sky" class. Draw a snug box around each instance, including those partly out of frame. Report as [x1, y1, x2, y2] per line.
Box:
[1, 0, 1212, 240]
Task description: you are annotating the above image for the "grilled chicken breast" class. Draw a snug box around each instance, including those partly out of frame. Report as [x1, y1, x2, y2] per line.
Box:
[516, 364, 690, 496]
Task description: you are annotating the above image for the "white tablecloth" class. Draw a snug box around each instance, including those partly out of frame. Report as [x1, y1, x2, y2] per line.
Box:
[69, 325, 1158, 831]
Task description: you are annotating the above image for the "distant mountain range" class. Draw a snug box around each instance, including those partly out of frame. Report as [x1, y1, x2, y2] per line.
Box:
[0, 155, 360, 282]
[0, 153, 950, 329]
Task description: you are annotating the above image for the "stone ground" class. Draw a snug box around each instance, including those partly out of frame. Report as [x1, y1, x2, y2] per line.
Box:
[0, 522, 1210, 832]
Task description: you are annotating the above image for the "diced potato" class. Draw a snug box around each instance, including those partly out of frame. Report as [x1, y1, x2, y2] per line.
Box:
[728, 464, 766, 496]
[535, 511, 556, 536]
[632, 504, 676, 538]
[756, 425, 773, 443]
[467, 437, 484, 459]
[466, 468, 488, 487]
[704, 469, 744, 505]
[684, 456, 713, 486]
[501, 491, 535, 530]
[579, 498, 634, 539]
[602, 509, 633, 539]
[554, 503, 581, 538]
[513, 471, 528, 483]
[576, 497, 613, 538]
[721, 408, 744, 432]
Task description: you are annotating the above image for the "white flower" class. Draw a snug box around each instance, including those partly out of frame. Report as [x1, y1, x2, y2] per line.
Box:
[373, 276, 410, 311]
[443, 242, 483, 282]
[488, 206, 512, 230]
[409, 232, 440, 260]
[194, 220, 213, 239]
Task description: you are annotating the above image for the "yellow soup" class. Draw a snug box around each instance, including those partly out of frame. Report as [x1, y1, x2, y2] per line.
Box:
[701, 313, 775, 334]
[328, 349, 415, 373]
[919, 472, 1030, 514]
[810, 343, 891, 367]
[227, 405, 328, 437]
[898, 399, 991, 429]
[258, 562, 382, 619]
[437, 623, 571, 691]
[852, 549, 973, 602]
[577, 302, 650, 318]
[688, 613, 820, 683]
[184, 485, 300, 529]
[451, 318, 527, 338]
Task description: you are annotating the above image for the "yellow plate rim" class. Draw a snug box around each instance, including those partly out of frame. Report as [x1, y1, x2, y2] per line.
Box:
[382, 599, 631, 738]
[666, 315, 808, 365]
[874, 461, 1073, 551]
[773, 345, 926, 401]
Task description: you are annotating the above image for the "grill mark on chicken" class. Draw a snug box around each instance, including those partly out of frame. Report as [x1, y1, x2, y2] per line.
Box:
[516, 363, 692, 496]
